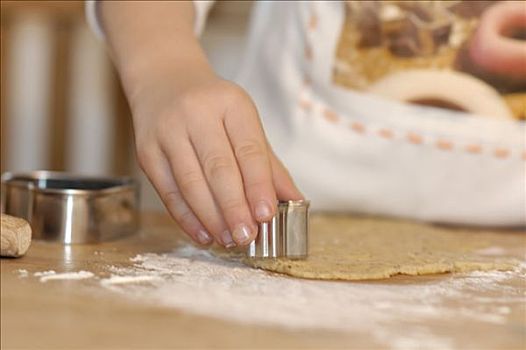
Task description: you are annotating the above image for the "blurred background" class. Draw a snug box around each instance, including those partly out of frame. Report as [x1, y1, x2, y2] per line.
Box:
[0, 1, 253, 211]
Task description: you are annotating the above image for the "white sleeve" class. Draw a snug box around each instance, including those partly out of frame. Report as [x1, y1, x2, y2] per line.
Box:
[193, 1, 216, 36]
[84, 0, 215, 40]
[85, 0, 105, 40]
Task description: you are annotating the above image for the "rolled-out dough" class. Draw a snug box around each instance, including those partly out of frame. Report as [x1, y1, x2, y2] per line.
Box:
[241, 215, 518, 280]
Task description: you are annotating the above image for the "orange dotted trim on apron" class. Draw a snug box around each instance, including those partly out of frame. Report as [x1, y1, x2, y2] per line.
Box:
[406, 132, 424, 145]
[323, 108, 340, 123]
[309, 14, 318, 30]
[349, 122, 366, 134]
[304, 4, 316, 62]
[436, 139, 454, 151]
[297, 95, 525, 160]
[494, 148, 510, 159]
[378, 128, 394, 139]
[465, 144, 483, 154]
[304, 44, 313, 61]
[299, 98, 312, 112]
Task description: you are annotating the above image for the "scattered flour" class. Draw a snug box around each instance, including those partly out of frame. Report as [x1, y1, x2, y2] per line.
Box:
[34, 270, 56, 277]
[34, 270, 94, 283]
[97, 245, 525, 349]
[101, 275, 162, 287]
[24, 244, 522, 348]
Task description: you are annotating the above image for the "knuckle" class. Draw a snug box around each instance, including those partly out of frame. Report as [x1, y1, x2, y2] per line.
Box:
[136, 149, 152, 171]
[161, 191, 200, 231]
[224, 83, 247, 103]
[175, 209, 197, 229]
[155, 115, 179, 141]
[163, 192, 198, 228]
[203, 153, 233, 178]
[177, 170, 205, 194]
[176, 90, 201, 115]
[235, 141, 264, 162]
[221, 197, 246, 215]
[224, 84, 257, 113]
[161, 190, 182, 206]
[245, 178, 270, 191]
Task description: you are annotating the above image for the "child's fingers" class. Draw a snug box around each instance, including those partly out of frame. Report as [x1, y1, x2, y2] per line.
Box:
[224, 100, 277, 224]
[187, 121, 257, 246]
[268, 148, 305, 201]
[160, 136, 235, 248]
[136, 147, 214, 246]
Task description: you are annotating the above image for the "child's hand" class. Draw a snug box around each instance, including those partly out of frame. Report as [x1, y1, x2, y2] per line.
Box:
[99, 1, 303, 248]
[131, 74, 304, 248]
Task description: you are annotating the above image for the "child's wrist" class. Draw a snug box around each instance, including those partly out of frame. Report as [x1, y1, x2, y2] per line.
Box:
[122, 53, 215, 109]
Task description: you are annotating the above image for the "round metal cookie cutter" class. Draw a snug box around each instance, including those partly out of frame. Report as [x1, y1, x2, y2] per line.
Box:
[1, 171, 139, 244]
[248, 200, 309, 259]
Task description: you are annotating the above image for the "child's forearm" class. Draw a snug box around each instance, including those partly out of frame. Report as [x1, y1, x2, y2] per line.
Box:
[100, 1, 214, 105]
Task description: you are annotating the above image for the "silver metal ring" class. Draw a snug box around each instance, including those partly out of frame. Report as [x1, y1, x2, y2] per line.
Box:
[1, 171, 139, 244]
[247, 200, 309, 259]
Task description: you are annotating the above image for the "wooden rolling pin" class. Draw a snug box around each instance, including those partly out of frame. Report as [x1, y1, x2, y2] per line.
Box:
[1, 214, 32, 257]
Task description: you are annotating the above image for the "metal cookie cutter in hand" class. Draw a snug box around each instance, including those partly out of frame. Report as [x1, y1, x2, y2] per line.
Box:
[1, 171, 139, 244]
[248, 200, 309, 259]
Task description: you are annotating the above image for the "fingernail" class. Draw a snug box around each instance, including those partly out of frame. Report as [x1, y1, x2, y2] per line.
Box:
[232, 224, 252, 245]
[221, 230, 236, 248]
[197, 230, 213, 245]
[255, 201, 273, 221]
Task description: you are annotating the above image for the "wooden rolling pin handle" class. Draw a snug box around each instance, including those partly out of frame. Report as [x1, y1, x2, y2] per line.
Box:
[1, 214, 32, 257]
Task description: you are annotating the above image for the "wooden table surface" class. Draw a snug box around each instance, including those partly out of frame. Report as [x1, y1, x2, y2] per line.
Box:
[1, 212, 525, 349]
